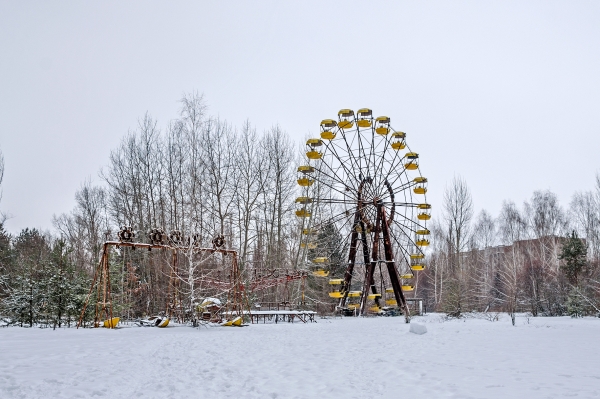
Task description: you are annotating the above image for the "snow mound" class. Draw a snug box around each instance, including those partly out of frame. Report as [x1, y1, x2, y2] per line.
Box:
[409, 321, 427, 334]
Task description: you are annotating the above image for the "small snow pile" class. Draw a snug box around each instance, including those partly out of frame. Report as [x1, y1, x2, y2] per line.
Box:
[409, 322, 427, 335]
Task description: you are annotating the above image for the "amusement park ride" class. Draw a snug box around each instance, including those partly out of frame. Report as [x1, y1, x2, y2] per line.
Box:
[76, 228, 308, 329]
[296, 108, 430, 322]
[78, 107, 430, 328]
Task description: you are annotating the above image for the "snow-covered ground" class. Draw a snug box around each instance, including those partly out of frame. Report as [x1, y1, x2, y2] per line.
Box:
[1, 314, 600, 398]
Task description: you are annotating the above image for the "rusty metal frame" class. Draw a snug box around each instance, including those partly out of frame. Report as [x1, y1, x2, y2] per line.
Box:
[77, 241, 243, 328]
[336, 196, 411, 322]
[338, 179, 410, 323]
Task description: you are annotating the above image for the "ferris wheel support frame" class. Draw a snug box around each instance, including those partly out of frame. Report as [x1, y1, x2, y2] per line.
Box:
[379, 201, 411, 322]
[339, 198, 410, 322]
[360, 209, 381, 313]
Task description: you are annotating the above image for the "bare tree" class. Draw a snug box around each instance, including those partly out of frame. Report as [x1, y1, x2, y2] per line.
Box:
[233, 121, 266, 266]
[425, 219, 451, 308]
[262, 126, 296, 270]
[443, 175, 474, 271]
[437, 176, 474, 316]
[470, 210, 497, 310]
[53, 180, 109, 271]
[497, 200, 527, 324]
[472, 210, 496, 250]
[571, 190, 600, 260]
[202, 118, 237, 243]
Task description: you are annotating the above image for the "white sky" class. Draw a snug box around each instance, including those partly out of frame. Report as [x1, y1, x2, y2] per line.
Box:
[1, 1, 599, 234]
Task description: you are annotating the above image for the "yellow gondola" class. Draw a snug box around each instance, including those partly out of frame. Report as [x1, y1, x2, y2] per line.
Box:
[157, 318, 170, 328]
[320, 119, 337, 140]
[313, 269, 330, 277]
[347, 303, 360, 310]
[347, 291, 362, 298]
[416, 229, 430, 236]
[375, 116, 390, 135]
[306, 150, 322, 160]
[338, 109, 355, 129]
[300, 242, 317, 249]
[386, 299, 397, 306]
[385, 287, 394, 293]
[297, 177, 314, 187]
[367, 293, 382, 300]
[295, 196, 313, 204]
[102, 317, 120, 328]
[369, 305, 382, 312]
[410, 253, 425, 260]
[295, 197, 313, 218]
[357, 108, 372, 128]
[298, 165, 315, 174]
[413, 177, 428, 194]
[405, 152, 419, 170]
[222, 316, 243, 327]
[329, 290, 344, 298]
[400, 274, 414, 279]
[306, 138, 323, 159]
[417, 203, 431, 220]
[312, 257, 328, 263]
[401, 284, 414, 291]
[295, 208, 311, 218]
[321, 131, 335, 140]
[329, 278, 344, 285]
[418, 212, 431, 220]
[416, 239, 430, 247]
[411, 264, 426, 271]
[391, 131, 406, 150]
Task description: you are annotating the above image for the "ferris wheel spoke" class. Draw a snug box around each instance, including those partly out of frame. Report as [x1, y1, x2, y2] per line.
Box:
[390, 217, 422, 247]
[379, 154, 409, 191]
[356, 126, 371, 177]
[313, 198, 359, 206]
[368, 128, 377, 183]
[383, 142, 421, 190]
[376, 136, 402, 176]
[388, 229, 414, 265]
[325, 138, 360, 192]
[377, 139, 417, 192]
[315, 151, 359, 197]
[338, 128, 363, 180]
[380, 201, 422, 208]
[371, 132, 391, 191]
[308, 206, 353, 231]
[311, 171, 358, 203]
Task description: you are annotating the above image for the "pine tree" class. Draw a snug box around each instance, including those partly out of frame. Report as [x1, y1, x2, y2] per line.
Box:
[565, 287, 585, 318]
[45, 242, 71, 329]
[0, 222, 13, 299]
[559, 231, 587, 286]
[3, 276, 44, 327]
[46, 240, 94, 328]
[441, 277, 463, 318]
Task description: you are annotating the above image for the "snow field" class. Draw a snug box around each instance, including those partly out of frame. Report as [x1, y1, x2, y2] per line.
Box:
[1, 314, 600, 398]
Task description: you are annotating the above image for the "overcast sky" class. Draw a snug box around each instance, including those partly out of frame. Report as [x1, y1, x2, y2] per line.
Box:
[1, 1, 599, 234]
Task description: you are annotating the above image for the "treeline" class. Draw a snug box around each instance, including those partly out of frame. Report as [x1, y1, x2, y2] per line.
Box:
[53, 93, 299, 272]
[419, 176, 600, 323]
[0, 226, 93, 327]
[1, 96, 600, 326]
[0, 94, 304, 325]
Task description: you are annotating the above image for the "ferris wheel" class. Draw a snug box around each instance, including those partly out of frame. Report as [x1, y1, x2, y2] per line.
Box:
[295, 108, 431, 321]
